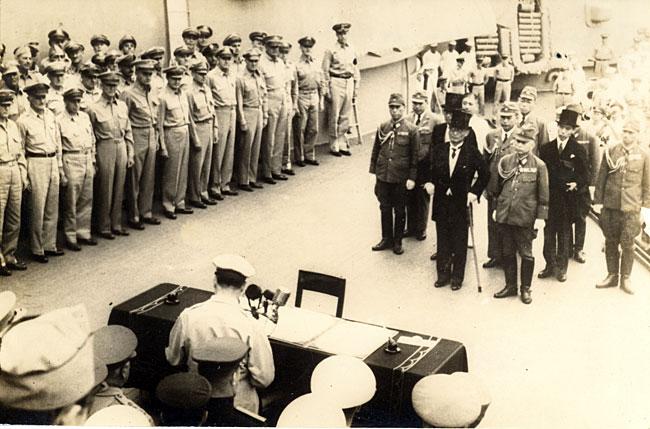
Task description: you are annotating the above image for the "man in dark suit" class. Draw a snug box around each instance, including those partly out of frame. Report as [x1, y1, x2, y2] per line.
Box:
[538, 108, 589, 282]
[424, 110, 488, 290]
[369, 93, 419, 255]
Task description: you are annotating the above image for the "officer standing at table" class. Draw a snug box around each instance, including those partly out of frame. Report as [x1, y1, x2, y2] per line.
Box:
[88, 71, 135, 239]
[594, 117, 650, 294]
[322, 23, 359, 157]
[424, 109, 488, 290]
[166, 254, 275, 414]
[17, 80, 65, 263]
[369, 93, 418, 255]
[121, 59, 161, 229]
[0, 90, 28, 275]
[58, 87, 96, 251]
[493, 123, 549, 304]
[295, 36, 324, 166]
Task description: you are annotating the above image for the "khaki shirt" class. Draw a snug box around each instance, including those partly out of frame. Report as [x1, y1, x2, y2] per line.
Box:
[120, 82, 158, 128]
[0, 119, 27, 178]
[81, 87, 101, 112]
[236, 69, 267, 119]
[187, 81, 215, 123]
[88, 383, 154, 425]
[17, 70, 42, 90]
[296, 55, 323, 94]
[87, 95, 134, 157]
[7, 90, 28, 122]
[259, 54, 286, 94]
[495, 62, 514, 81]
[158, 86, 190, 128]
[57, 110, 96, 156]
[46, 87, 65, 116]
[16, 107, 62, 167]
[207, 68, 237, 108]
[322, 41, 360, 83]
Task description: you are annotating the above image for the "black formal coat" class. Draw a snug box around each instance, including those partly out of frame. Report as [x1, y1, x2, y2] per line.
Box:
[429, 138, 489, 222]
[539, 136, 589, 224]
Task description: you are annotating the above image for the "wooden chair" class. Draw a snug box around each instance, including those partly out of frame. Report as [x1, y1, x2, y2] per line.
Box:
[294, 270, 346, 318]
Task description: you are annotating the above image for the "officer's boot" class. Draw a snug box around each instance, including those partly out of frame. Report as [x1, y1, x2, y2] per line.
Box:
[520, 257, 534, 304]
[372, 208, 394, 251]
[596, 243, 620, 288]
[619, 245, 634, 294]
[393, 208, 406, 255]
[494, 255, 518, 298]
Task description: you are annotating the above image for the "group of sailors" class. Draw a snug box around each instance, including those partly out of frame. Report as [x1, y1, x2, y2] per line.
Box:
[0, 22, 360, 275]
[371, 28, 650, 304]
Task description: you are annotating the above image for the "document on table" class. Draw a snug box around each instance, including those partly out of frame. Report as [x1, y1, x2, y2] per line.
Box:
[270, 306, 398, 359]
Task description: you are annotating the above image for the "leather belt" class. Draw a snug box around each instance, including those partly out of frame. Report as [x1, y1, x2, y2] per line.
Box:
[215, 106, 236, 111]
[330, 72, 353, 79]
[299, 89, 318, 95]
[131, 124, 156, 129]
[63, 148, 92, 154]
[557, 92, 572, 95]
[472, 83, 484, 86]
[194, 117, 213, 124]
[163, 123, 189, 129]
[497, 78, 511, 82]
[0, 159, 18, 165]
[26, 151, 56, 158]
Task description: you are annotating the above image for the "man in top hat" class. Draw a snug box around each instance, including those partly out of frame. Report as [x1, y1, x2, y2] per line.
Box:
[44, 61, 67, 115]
[208, 46, 238, 199]
[593, 33, 614, 77]
[186, 60, 217, 209]
[17, 79, 65, 262]
[538, 107, 589, 282]
[14, 45, 42, 90]
[140, 46, 166, 95]
[87, 71, 135, 239]
[493, 54, 515, 116]
[223, 34, 244, 76]
[483, 101, 520, 269]
[322, 23, 359, 157]
[118, 34, 137, 56]
[79, 63, 101, 111]
[166, 254, 275, 414]
[89, 325, 154, 424]
[1, 63, 29, 121]
[156, 372, 212, 426]
[90, 34, 110, 54]
[158, 65, 193, 219]
[594, 117, 650, 294]
[57, 87, 96, 251]
[120, 58, 161, 230]
[370, 93, 419, 255]
[0, 90, 28, 275]
[493, 123, 549, 304]
[197, 25, 214, 50]
[0, 305, 100, 425]
[250, 31, 267, 50]
[424, 109, 488, 290]
[294, 36, 324, 166]
[518, 85, 549, 152]
[236, 48, 267, 192]
[280, 41, 298, 176]
[405, 90, 442, 241]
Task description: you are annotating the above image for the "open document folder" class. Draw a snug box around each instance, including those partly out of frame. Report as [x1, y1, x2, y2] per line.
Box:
[267, 306, 398, 360]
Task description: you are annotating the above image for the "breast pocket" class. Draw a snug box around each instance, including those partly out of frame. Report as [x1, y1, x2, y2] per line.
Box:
[166, 98, 184, 121]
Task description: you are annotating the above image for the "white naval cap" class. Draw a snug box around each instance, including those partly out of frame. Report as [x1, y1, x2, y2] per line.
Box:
[85, 405, 153, 426]
[276, 393, 346, 428]
[310, 355, 376, 409]
[212, 254, 256, 277]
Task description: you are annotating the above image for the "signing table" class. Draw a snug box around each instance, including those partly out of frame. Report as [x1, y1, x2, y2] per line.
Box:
[108, 283, 468, 427]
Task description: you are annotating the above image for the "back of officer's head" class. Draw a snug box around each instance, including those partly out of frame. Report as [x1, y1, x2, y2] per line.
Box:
[212, 254, 256, 290]
[215, 268, 247, 289]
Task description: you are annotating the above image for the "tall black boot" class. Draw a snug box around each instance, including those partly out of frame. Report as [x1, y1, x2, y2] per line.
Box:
[520, 257, 534, 304]
[494, 255, 518, 298]
[372, 208, 394, 251]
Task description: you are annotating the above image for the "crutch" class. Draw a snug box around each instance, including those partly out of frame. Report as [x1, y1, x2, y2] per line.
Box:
[467, 202, 483, 293]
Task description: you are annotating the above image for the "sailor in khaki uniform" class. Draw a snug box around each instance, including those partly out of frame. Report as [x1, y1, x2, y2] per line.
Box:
[89, 325, 154, 424]
[58, 87, 97, 251]
[0, 90, 28, 275]
[493, 54, 514, 116]
[593, 33, 614, 77]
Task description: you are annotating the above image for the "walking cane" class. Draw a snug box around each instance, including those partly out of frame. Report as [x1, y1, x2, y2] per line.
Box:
[467, 202, 483, 293]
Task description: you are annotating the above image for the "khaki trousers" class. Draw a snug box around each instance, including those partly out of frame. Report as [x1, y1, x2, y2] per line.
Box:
[62, 152, 94, 243]
[188, 119, 214, 202]
[239, 107, 263, 186]
[127, 126, 157, 222]
[95, 139, 127, 233]
[162, 125, 190, 212]
[27, 157, 59, 254]
[210, 108, 236, 193]
[0, 162, 22, 261]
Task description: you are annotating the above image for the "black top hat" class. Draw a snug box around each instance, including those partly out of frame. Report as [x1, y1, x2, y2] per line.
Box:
[557, 109, 579, 128]
[449, 109, 472, 130]
[443, 93, 464, 111]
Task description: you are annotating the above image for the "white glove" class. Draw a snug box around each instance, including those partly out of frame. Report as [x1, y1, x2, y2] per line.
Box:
[534, 218, 545, 231]
[491, 210, 496, 221]
[467, 192, 478, 206]
[423, 182, 434, 195]
[406, 179, 415, 190]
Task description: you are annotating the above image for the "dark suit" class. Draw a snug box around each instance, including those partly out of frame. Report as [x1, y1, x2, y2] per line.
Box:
[572, 127, 598, 253]
[429, 138, 488, 282]
[539, 136, 589, 273]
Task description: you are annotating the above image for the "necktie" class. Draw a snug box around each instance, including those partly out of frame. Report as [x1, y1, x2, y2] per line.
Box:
[416, 114, 421, 126]
[451, 147, 458, 158]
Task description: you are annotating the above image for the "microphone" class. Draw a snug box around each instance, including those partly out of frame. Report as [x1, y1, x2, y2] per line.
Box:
[245, 284, 262, 319]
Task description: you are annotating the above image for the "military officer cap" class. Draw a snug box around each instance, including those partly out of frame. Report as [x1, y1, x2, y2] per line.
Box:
[557, 108, 579, 128]
[132, 58, 156, 71]
[14, 45, 31, 59]
[48, 27, 70, 43]
[443, 92, 464, 111]
[192, 337, 249, 364]
[197, 25, 213, 39]
[80, 62, 100, 77]
[512, 122, 538, 143]
[249, 31, 267, 42]
[156, 372, 212, 410]
[98, 71, 121, 86]
[277, 393, 346, 428]
[298, 36, 316, 48]
[93, 325, 138, 365]
[63, 87, 84, 100]
[623, 117, 641, 133]
[387, 93, 406, 107]
[141, 46, 166, 60]
[24, 42, 40, 58]
[163, 65, 186, 77]
[1, 62, 19, 76]
[116, 54, 135, 67]
[332, 23, 351, 34]
[119, 34, 137, 50]
[104, 49, 120, 65]
[64, 41, 84, 54]
[499, 101, 520, 116]
[202, 43, 221, 57]
[242, 48, 261, 60]
[411, 91, 428, 103]
[310, 355, 376, 409]
[0, 305, 96, 411]
[448, 109, 472, 130]
[85, 404, 153, 427]
[24, 79, 50, 95]
[90, 34, 110, 47]
[189, 60, 209, 74]
[519, 85, 538, 101]
[91, 53, 107, 68]
[212, 253, 256, 277]
[223, 33, 242, 46]
[0, 89, 15, 106]
[411, 373, 482, 428]
[182, 27, 200, 39]
[264, 35, 283, 46]
[174, 45, 194, 57]
[215, 46, 233, 58]
[279, 41, 292, 53]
